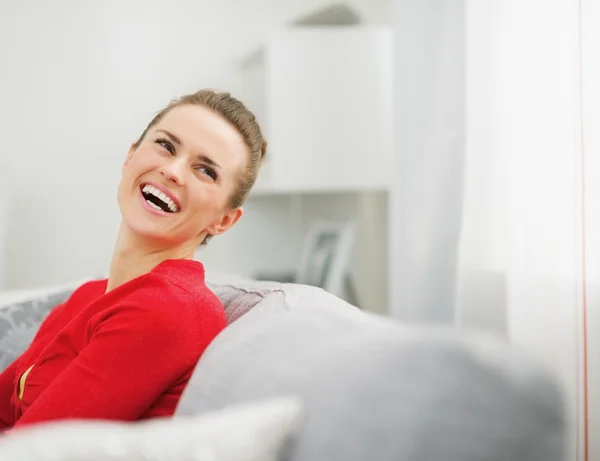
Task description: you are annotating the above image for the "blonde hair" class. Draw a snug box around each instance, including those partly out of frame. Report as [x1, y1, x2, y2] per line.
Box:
[134, 89, 267, 209]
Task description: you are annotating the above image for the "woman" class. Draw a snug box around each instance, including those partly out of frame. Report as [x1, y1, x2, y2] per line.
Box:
[0, 89, 267, 430]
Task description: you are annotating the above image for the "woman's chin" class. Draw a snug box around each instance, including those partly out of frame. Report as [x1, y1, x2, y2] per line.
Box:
[120, 205, 205, 249]
[127, 222, 197, 248]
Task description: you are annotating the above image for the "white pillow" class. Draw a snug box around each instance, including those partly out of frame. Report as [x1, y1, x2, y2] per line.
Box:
[0, 397, 304, 461]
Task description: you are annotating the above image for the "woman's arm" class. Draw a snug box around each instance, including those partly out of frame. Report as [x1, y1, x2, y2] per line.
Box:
[13, 300, 202, 428]
[0, 359, 18, 429]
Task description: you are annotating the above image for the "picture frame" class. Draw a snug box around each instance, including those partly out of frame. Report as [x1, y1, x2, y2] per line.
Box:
[296, 221, 355, 298]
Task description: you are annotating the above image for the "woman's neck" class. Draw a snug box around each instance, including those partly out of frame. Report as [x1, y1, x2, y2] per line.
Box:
[106, 222, 197, 292]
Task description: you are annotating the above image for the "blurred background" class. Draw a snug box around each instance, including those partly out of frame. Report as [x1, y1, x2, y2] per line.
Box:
[0, 0, 598, 458]
[0, 0, 392, 313]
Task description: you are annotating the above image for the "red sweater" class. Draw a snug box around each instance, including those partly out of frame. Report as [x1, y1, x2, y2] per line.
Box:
[0, 259, 226, 430]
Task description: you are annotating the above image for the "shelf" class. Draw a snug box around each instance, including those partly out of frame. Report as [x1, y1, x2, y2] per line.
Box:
[249, 181, 390, 197]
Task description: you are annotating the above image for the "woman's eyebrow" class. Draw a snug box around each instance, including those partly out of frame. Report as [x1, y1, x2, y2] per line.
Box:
[155, 129, 182, 146]
[197, 154, 222, 171]
[156, 128, 222, 172]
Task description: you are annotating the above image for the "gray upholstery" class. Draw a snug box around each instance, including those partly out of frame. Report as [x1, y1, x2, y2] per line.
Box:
[0, 273, 566, 460]
[205, 271, 364, 325]
[177, 290, 565, 461]
[0, 290, 73, 371]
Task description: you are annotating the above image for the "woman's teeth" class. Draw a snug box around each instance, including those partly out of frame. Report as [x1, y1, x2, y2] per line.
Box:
[141, 184, 180, 213]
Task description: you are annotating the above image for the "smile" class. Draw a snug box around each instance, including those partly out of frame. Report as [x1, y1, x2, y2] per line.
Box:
[140, 184, 180, 213]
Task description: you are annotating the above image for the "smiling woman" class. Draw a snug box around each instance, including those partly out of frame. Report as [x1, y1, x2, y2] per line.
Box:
[0, 89, 267, 431]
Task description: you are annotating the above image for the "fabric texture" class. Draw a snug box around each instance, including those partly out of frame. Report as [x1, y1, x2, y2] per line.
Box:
[0, 397, 304, 461]
[205, 269, 364, 325]
[0, 259, 226, 431]
[0, 277, 94, 308]
[0, 289, 74, 373]
[205, 270, 285, 324]
[177, 289, 565, 461]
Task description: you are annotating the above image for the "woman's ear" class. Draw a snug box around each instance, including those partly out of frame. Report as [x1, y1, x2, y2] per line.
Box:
[205, 207, 244, 237]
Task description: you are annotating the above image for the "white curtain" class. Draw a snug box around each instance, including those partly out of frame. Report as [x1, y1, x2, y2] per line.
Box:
[393, 1, 598, 459]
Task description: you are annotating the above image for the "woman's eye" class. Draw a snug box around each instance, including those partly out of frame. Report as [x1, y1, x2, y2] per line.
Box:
[155, 138, 175, 154]
[198, 165, 218, 181]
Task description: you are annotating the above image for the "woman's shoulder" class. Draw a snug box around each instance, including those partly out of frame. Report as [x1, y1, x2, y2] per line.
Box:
[118, 259, 225, 327]
[32, 279, 108, 339]
[148, 259, 219, 304]
[98, 260, 226, 348]
[150, 258, 206, 288]
[57, 279, 108, 313]
[71, 279, 108, 298]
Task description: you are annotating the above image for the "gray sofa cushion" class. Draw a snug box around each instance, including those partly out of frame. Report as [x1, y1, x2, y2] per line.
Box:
[0, 290, 73, 372]
[205, 270, 364, 325]
[176, 291, 565, 461]
[206, 275, 271, 324]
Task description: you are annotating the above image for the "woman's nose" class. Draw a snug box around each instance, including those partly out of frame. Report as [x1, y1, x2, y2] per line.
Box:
[160, 158, 187, 185]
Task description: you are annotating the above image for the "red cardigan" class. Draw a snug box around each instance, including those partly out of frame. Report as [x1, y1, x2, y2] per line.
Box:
[0, 259, 226, 430]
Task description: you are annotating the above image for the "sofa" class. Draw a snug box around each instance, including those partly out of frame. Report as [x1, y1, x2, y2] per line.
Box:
[0, 271, 566, 461]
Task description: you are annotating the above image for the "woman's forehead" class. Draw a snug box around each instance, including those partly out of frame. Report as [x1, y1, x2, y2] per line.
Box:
[154, 105, 248, 170]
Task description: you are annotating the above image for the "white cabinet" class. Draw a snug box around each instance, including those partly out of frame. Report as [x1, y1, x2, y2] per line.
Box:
[203, 27, 394, 313]
[239, 26, 393, 194]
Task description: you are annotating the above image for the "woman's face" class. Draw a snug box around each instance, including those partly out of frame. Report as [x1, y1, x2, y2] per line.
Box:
[117, 104, 247, 249]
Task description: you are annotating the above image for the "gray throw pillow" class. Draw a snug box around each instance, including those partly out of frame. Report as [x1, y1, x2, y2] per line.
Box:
[0, 290, 73, 372]
[177, 293, 565, 461]
[205, 270, 363, 325]
[206, 281, 270, 325]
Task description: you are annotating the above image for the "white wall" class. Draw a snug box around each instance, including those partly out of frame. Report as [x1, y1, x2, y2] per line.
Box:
[0, 169, 7, 289]
[0, 0, 391, 289]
